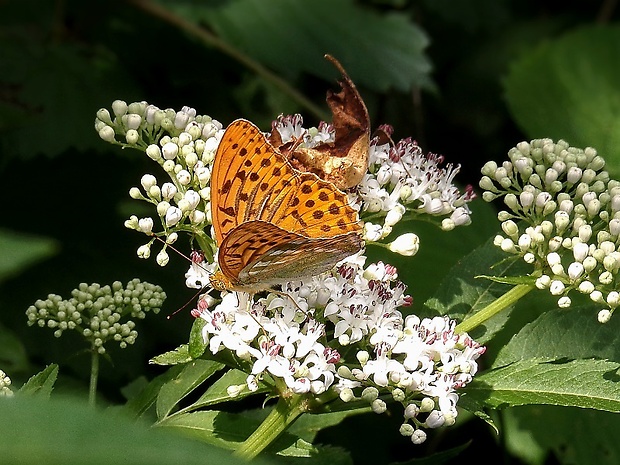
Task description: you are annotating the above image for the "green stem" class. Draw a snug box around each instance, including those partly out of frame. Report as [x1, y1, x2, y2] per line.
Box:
[234, 394, 307, 460]
[89, 349, 99, 407]
[455, 283, 535, 334]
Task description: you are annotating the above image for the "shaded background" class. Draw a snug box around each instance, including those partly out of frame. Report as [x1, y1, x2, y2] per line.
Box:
[2, 1, 620, 464]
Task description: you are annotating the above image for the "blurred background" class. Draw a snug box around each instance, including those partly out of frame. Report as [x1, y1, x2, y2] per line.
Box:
[1, 1, 620, 463]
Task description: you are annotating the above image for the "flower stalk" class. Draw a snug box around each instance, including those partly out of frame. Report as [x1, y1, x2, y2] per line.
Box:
[89, 348, 99, 407]
[455, 283, 535, 333]
[234, 393, 307, 460]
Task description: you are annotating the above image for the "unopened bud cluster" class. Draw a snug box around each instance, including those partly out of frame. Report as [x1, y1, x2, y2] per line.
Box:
[0, 370, 13, 397]
[26, 279, 166, 353]
[96, 100, 224, 262]
[480, 138, 620, 321]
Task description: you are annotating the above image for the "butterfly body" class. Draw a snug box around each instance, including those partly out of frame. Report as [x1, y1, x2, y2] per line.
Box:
[209, 119, 363, 294]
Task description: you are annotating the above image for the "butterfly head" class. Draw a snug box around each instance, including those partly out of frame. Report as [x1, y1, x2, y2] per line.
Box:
[209, 271, 234, 292]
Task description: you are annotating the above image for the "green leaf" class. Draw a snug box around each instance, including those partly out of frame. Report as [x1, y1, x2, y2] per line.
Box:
[288, 407, 371, 443]
[189, 318, 208, 358]
[504, 405, 620, 465]
[0, 229, 58, 282]
[424, 238, 529, 343]
[494, 305, 620, 367]
[504, 25, 620, 176]
[0, 323, 29, 373]
[18, 364, 58, 398]
[156, 359, 224, 419]
[464, 358, 620, 412]
[169, 0, 432, 92]
[150, 344, 194, 366]
[182, 369, 269, 413]
[122, 365, 186, 419]
[0, 395, 265, 465]
[157, 409, 352, 462]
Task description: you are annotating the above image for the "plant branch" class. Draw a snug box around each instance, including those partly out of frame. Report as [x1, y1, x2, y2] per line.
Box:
[126, 0, 330, 121]
[455, 283, 535, 334]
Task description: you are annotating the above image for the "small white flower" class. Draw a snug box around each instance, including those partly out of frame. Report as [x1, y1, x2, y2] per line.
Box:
[138, 217, 153, 234]
[162, 141, 179, 160]
[140, 174, 157, 190]
[156, 249, 169, 266]
[165, 206, 182, 227]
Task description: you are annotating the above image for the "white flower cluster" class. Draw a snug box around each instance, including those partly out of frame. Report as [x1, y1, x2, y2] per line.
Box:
[95, 100, 226, 262]
[480, 138, 620, 322]
[0, 370, 13, 397]
[190, 255, 485, 444]
[272, 114, 474, 249]
[360, 135, 475, 239]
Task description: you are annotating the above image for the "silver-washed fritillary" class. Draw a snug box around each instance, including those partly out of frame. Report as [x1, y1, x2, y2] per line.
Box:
[209, 119, 363, 293]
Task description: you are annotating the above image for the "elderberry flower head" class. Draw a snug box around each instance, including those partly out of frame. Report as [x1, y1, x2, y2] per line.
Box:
[480, 138, 620, 321]
[25, 279, 166, 354]
[191, 254, 485, 443]
[0, 370, 13, 397]
[272, 114, 476, 242]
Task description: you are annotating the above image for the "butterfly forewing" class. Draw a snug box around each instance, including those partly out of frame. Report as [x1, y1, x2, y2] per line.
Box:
[210, 119, 363, 290]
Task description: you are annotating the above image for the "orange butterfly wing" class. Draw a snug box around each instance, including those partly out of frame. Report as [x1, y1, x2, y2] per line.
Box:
[210, 119, 362, 290]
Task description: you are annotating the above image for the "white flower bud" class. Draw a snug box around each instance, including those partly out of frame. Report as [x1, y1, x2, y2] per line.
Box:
[176, 169, 192, 185]
[557, 296, 572, 308]
[162, 142, 179, 160]
[161, 183, 177, 201]
[573, 242, 589, 262]
[141, 174, 157, 190]
[356, 350, 369, 365]
[385, 205, 406, 227]
[425, 410, 445, 428]
[112, 99, 128, 117]
[599, 271, 614, 284]
[590, 290, 604, 303]
[500, 238, 516, 253]
[501, 220, 519, 238]
[388, 233, 419, 256]
[138, 217, 153, 234]
[145, 145, 161, 161]
[567, 262, 584, 280]
[481, 160, 498, 177]
[156, 249, 169, 266]
[583, 256, 598, 272]
[536, 274, 551, 289]
[190, 210, 206, 224]
[339, 388, 355, 402]
[148, 185, 161, 201]
[505, 193, 518, 210]
[566, 166, 582, 183]
[137, 244, 151, 259]
[420, 397, 435, 413]
[518, 234, 532, 250]
[184, 190, 201, 209]
[124, 215, 139, 230]
[165, 206, 182, 226]
[520, 191, 534, 208]
[524, 252, 536, 263]
[598, 309, 612, 323]
[578, 225, 593, 242]
[129, 187, 142, 200]
[411, 429, 427, 445]
[607, 291, 620, 307]
[363, 223, 383, 242]
[125, 113, 142, 130]
[547, 252, 562, 267]
[549, 280, 565, 295]
[578, 280, 595, 294]
[98, 126, 116, 142]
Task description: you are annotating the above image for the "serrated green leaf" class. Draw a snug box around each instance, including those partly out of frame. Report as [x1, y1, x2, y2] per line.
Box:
[0, 395, 264, 465]
[156, 359, 224, 419]
[504, 25, 620, 176]
[18, 364, 58, 398]
[494, 305, 620, 367]
[464, 358, 620, 412]
[189, 318, 208, 358]
[166, 0, 432, 92]
[424, 238, 529, 343]
[149, 345, 193, 366]
[0, 229, 58, 283]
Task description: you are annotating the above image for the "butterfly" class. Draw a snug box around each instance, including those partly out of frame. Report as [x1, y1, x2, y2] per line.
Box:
[209, 119, 363, 294]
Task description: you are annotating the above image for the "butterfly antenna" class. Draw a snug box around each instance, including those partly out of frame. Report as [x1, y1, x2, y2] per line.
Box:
[166, 286, 206, 320]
